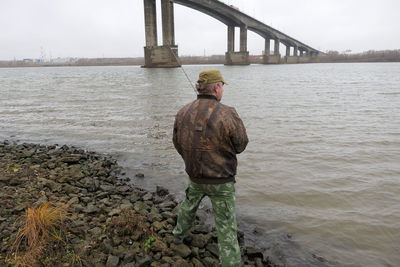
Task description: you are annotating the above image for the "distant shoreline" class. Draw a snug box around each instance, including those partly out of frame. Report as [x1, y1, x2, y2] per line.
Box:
[1, 49, 400, 68]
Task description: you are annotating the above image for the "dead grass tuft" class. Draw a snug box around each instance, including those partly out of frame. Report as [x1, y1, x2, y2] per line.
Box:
[7, 202, 68, 267]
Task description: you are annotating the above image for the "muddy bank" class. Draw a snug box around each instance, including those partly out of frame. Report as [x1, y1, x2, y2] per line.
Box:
[0, 140, 280, 267]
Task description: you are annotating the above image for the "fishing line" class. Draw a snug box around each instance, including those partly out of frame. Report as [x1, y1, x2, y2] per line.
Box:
[169, 47, 198, 95]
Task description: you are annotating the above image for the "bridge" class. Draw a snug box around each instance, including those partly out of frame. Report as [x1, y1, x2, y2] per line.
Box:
[143, 0, 322, 67]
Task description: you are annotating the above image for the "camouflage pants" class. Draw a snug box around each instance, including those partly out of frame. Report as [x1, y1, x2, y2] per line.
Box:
[173, 181, 241, 267]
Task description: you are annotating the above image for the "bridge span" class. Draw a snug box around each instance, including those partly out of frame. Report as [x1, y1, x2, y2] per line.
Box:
[143, 0, 322, 67]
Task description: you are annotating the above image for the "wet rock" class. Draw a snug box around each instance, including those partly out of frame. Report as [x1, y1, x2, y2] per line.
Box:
[135, 173, 145, 178]
[246, 247, 264, 260]
[156, 185, 169, 197]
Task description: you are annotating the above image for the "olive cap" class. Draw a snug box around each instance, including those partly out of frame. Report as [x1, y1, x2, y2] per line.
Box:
[197, 69, 228, 85]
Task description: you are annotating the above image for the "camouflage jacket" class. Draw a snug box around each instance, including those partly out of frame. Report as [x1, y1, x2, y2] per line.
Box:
[173, 94, 248, 184]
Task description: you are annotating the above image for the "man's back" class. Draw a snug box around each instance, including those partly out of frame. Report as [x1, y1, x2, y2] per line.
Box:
[173, 94, 248, 184]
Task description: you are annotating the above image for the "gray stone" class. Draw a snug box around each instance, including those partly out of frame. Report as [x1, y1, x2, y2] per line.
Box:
[108, 208, 121, 216]
[192, 224, 211, 234]
[172, 259, 192, 267]
[201, 257, 219, 267]
[191, 234, 210, 248]
[246, 247, 264, 259]
[106, 255, 120, 267]
[156, 185, 169, 196]
[90, 227, 103, 236]
[152, 221, 165, 231]
[134, 201, 150, 212]
[206, 243, 219, 257]
[136, 255, 152, 267]
[192, 258, 205, 267]
[84, 203, 99, 214]
[161, 211, 176, 219]
[151, 239, 167, 252]
[255, 257, 264, 267]
[142, 192, 153, 201]
[120, 203, 133, 210]
[100, 184, 116, 192]
[171, 243, 192, 258]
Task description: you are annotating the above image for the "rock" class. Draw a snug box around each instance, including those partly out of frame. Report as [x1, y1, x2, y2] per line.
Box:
[246, 247, 264, 259]
[37, 177, 61, 191]
[129, 192, 141, 202]
[100, 184, 116, 192]
[192, 258, 205, 267]
[192, 224, 210, 234]
[156, 186, 169, 197]
[106, 255, 120, 267]
[61, 155, 82, 164]
[134, 201, 150, 212]
[151, 239, 167, 252]
[158, 201, 176, 209]
[171, 243, 192, 258]
[108, 208, 121, 216]
[205, 243, 219, 257]
[0, 176, 11, 183]
[201, 257, 219, 267]
[191, 234, 210, 248]
[152, 221, 166, 232]
[172, 259, 192, 267]
[135, 173, 145, 178]
[254, 257, 264, 267]
[67, 196, 80, 206]
[123, 250, 136, 263]
[84, 203, 100, 214]
[143, 192, 153, 201]
[136, 255, 152, 267]
[90, 227, 103, 236]
[119, 203, 133, 210]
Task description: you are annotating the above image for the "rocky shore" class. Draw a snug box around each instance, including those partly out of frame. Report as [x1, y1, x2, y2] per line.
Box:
[0, 141, 272, 267]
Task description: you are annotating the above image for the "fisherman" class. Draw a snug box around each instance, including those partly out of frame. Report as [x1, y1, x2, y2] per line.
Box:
[172, 69, 248, 266]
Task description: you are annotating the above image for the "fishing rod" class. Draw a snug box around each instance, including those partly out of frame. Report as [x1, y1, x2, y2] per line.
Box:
[169, 47, 198, 95]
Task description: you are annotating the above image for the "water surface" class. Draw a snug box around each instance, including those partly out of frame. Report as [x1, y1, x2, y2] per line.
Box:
[1, 63, 399, 266]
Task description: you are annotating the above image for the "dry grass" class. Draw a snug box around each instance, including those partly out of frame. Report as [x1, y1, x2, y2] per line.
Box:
[7, 202, 68, 267]
[108, 208, 151, 237]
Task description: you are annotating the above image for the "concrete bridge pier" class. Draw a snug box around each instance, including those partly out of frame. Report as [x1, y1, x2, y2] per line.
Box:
[225, 25, 250, 65]
[143, 0, 180, 68]
[298, 49, 311, 63]
[285, 45, 299, 64]
[263, 38, 281, 64]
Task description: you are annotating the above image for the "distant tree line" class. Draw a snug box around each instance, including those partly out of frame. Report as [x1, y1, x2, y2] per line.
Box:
[320, 49, 400, 62]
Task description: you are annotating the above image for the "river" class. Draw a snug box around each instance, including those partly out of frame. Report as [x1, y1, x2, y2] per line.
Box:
[1, 63, 399, 266]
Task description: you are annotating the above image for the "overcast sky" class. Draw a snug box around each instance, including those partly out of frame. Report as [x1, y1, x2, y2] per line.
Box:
[1, 0, 399, 60]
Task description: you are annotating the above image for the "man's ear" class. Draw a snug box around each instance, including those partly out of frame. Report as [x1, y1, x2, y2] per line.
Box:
[212, 84, 218, 93]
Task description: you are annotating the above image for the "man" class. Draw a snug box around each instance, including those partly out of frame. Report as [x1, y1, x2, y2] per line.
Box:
[172, 69, 248, 266]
